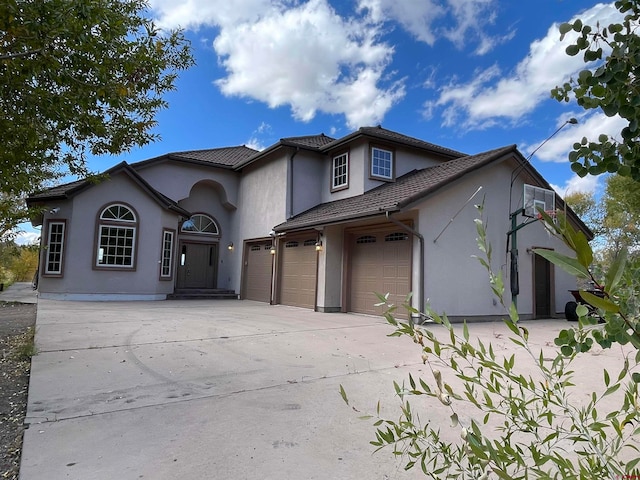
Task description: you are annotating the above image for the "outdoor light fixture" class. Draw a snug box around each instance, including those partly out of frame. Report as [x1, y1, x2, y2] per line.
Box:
[49, 207, 60, 215]
[227, 242, 234, 251]
[315, 241, 323, 252]
[270, 245, 276, 255]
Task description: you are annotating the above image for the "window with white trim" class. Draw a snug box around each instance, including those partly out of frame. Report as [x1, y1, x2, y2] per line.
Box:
[160, 230, 174, 279]
[45, 221, 65, 275]
[332, 152, 349, 190]
[371, 147, 393, 180]
[96, 204, 137, 268]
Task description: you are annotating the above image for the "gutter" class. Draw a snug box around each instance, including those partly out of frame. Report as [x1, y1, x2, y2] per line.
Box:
[385, 211, 425, 323]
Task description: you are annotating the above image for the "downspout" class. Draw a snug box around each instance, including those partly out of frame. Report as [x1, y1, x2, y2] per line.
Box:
[385, 211, 425, 323]
[287, 147, 299, 219]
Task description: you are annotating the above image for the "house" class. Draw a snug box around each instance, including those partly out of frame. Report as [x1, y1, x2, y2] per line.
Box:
[27, 126, 591, 320]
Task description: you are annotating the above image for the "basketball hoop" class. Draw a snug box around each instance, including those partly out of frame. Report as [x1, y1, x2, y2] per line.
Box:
[537, 209, 558, 226]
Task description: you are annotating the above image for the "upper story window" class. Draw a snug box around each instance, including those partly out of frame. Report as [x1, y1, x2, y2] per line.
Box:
[370, 146, 394, 181]
[96, 203, 137, 269]
[332, 152, 349, 191]
[181, 214, 219, 235]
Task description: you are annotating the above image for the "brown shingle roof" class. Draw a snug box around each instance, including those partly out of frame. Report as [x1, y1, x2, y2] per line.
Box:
[26, 162, 191, 217]
[233, 134, 336, 169]
[273, 145, 516, 232]
[321, 126, 466, 159]
[133, 145, 259, 170]
[280, 134, 336, 149]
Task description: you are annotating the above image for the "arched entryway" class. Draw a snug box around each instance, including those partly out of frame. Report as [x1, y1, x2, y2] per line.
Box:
[176, 214, 220, 290]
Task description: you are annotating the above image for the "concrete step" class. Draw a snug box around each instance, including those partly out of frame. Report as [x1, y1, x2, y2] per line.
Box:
[167, 289, 238, 300]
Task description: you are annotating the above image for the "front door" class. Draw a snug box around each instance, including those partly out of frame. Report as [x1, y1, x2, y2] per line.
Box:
[177, 242, 217, 289]
[533, 253, 552, 318]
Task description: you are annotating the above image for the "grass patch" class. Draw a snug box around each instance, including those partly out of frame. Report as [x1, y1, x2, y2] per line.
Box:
[10, 326, 37, 361]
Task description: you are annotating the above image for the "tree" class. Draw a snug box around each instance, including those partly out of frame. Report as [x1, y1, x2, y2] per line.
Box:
[0, 0, 194, 237]
[564, 190, 604, 238]
[552, 0, 640, 180]
[602, 175, 640, 255]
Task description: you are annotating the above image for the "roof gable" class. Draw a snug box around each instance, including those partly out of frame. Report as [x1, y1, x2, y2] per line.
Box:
[273, 145, 516, 232]
[133, 145, 258, 170]
[27, 162, 190, 217]
[321, 126, 466, 159]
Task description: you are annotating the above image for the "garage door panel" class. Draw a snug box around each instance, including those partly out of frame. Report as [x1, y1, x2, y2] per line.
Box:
[350, 230, 411, 315]
[279, 238, 317, 309]
[244, 243, 273, 302]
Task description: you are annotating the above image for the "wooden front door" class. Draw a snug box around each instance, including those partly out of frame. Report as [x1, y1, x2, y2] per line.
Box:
[533, 253, 552, 318]
[177, 242, 217, 289]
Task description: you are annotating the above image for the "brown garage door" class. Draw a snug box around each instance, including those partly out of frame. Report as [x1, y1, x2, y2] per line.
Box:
[243, 241, 273, 302]
[279, 237, 317, 308]
[350, 231, 411, 315]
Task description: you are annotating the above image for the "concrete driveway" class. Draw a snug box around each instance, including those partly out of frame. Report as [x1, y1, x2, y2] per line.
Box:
[20, 300, 635, 479]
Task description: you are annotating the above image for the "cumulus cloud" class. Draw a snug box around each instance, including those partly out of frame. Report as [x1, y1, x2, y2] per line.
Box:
[550, 174, 600, 197]
[524, 112, 628, 163]
[149, 0, 510, 129]
[14, 231, 40, 246]
[357, 0, 509, 53]
[432, 3, 622, 129]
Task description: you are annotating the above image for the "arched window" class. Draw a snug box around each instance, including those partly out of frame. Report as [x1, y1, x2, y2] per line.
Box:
[96, 203, 138, 268]
[181, 214, 219, 235]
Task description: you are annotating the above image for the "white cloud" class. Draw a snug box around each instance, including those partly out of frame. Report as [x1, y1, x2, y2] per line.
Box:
[432, 3, 622, 128]
[14, 231, 40, 246]
[150, 0, 404, 129]
[357, 0, 508, 53]
[550, 174, 601, 197]
[212, 0, 404, 128]
[525, 112, 628, 163]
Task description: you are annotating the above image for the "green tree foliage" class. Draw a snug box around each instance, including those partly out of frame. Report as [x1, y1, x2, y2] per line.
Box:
[563, 190, 604, 238]
[602, 175, 640, 255]
[552, 0, 640, 180]
[0, 0, 194, 236]
[341, 205, 640, 477]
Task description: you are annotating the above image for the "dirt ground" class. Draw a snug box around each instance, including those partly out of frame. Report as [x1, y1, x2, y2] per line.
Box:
[0, 302, 36, 480]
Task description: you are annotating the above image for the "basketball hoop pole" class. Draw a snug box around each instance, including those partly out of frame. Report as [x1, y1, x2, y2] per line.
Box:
[507, 207, 541, 309]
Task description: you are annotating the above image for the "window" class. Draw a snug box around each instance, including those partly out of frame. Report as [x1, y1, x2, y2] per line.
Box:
[356, 235, 377, 244]
[44, 221, 65, 275]
[285, 241, 299, 248]
[181, 214, 219, 235]
[332, 152, 349, 191]
[385, 232, 409, 242]
[160, 229, 175, 279]
[371, 147, 393, 180]
[96, 204, 137, 268]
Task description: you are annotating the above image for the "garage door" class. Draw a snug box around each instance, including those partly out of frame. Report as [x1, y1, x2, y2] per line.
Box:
[243, 241, 273, 302]
[350, 231, 411, 315]
[279, 237, 317, 308]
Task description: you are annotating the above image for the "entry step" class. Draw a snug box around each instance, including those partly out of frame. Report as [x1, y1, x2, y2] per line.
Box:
[167, 289, 239, 300]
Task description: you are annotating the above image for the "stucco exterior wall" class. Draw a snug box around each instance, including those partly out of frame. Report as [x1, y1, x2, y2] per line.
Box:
[291, 153, 324, 217]
[315, 224, 344, 312]
[233, 157, 289, 294]
[417, 161, 576, 319]
[136, 161, 240, 208]
[38, 173, 182, 299]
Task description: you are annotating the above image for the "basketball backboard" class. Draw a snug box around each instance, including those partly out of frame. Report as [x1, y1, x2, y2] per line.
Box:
[523, 184, 555, 218]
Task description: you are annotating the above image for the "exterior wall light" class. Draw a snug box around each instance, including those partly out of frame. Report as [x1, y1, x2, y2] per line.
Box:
[315, 241, 323, 252]
[270, 246, 276, 255]
[227, 242, 234, 251]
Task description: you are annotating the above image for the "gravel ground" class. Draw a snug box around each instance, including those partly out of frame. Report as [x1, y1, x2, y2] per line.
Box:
[0, 302, 36, 479]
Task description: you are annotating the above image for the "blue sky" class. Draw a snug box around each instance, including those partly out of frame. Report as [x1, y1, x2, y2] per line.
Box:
[17, 0, 625, 243]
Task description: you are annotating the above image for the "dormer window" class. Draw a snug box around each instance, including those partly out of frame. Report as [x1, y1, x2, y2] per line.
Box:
[332, 152, 349, 191]
[370, 146, 394, 181]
